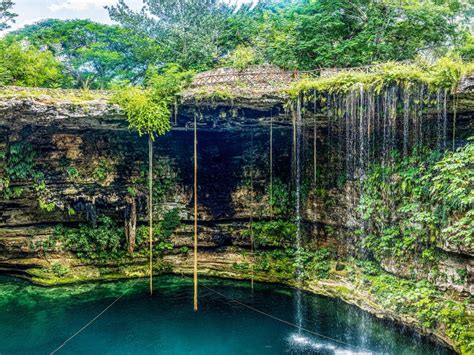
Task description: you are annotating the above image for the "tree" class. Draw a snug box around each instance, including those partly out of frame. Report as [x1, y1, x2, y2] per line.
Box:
[225, 0, 469, 69]
[112, 65, 192, 294]
[0, 40, 65, 87]
[107, 0, 235, 71]
[10, 19, 162, 88]
[0, 0, 16, 32]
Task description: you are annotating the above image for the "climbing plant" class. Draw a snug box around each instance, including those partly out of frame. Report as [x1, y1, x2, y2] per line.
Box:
[359, 140, 474, 262]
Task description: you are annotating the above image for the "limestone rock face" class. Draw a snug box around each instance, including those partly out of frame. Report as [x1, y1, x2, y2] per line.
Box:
[0, 87, 472, 297]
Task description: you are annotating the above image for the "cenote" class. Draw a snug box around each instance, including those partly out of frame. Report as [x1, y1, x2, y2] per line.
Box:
[0, 275, 452, 354]
[0, 2, 473, 354]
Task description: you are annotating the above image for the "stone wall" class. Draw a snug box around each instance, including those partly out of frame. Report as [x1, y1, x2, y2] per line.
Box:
[0, 91, 472, 296]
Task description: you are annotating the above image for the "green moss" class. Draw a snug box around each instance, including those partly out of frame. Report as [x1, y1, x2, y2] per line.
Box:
[192, 85, 235, 102]
[289, 57, 474, 97]
[0, 87, 108, 103]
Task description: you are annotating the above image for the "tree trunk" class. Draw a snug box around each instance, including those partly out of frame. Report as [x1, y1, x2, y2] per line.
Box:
[149, 135, 153, 296]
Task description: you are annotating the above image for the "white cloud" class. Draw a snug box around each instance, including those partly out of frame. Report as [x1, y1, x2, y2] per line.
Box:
[49, 0, 117, 12]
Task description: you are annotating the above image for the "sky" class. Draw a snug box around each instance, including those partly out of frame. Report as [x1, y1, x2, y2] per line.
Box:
[5, 0, 142, 32]
[5, 0, 256, 33]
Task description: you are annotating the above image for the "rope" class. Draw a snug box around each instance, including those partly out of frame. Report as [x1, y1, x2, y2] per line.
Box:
[50, 278, 140, 355]
[199, 283, 372, 353]
[50, 274, 371, 354]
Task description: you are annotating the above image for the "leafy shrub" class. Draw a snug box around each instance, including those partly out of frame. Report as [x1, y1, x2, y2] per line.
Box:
[267, 178, 293, 216]
[368, 273, 472, 353]
[50, 262, 69, 277]
[0, 40, 65, 87]
[136, 208, 181, 255]
[93, 158, 114, 183]
[225, 45, 260, 70]
[244, 219, 296, 248]
[359, 141, 474, 261]
[54, 216, 125, 261]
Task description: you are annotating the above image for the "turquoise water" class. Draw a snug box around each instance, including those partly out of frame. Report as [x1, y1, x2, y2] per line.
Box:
[0, 275, 451, 354]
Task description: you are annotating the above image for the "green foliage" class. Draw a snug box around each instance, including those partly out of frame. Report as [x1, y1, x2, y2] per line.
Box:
[108, 0, 234, 71]
[356, 260, 381, 276]
[359, 141, 474, 261]
[113, 85, 170, 137]
[4, 142, 35, 180]
[179, 246, 190, 254]
[50, 262, 69, 277]
[66, 166, 79, 180]
[255, 249, 296, 281]
[0, 40, 65, 87]
[1, 142, 35, 199]
[193, 86, 235, 102]
[226, 0, 469, 70]
[267, 178, 293, 216]
[54, 216, 125, 261]
[299, 247, 333, 279]
[10, 19, 162, 89]
[93, 158, 114, 183]
[224, 45, 260, 70]
[244, 219, 296, 248]
[458, 34, 474, 60]
[254, 247, 333, 281]
[136, 208, 181, 255]
[158, 208, 181, 241]
[368, 273, 473, 353]
[112, 65, 192, 138]
[290, 57, 474, 96]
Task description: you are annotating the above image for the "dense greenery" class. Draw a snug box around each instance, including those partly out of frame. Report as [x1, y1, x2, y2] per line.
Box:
[52, 209, 181, 262]
[359, 141, 474, 263]
[109, 0, 472, 71]
[54, 216, 124, 261]
[290, 57, 474, 96]
[0, 41, 65, 87]
[361, 264, 473, 354]
[112, 65, 192, 137]
[243, 219, 296, 248]
[10, 19, 161, 89]
[107, 0, 233, 71]
[0, 0, 471, 88]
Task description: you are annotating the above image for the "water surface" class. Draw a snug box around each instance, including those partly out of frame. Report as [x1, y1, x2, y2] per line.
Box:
[0, 275, 452, 354]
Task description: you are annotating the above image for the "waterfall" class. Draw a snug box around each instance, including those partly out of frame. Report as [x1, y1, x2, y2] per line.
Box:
[403, 88, 410, 157]
[313, 94, 317, 186]
[442, 89, 448, 151]
[269, 111, 273, 219]
[294, 95, 303, 330]
[437, 89, 443, 150]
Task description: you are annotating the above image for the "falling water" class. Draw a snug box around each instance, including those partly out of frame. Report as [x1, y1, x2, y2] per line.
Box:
[437, 89, 443, 150]
[294, 95, 303, 330]
[403, 88, 410, 157]
[442, 90, 448, 151]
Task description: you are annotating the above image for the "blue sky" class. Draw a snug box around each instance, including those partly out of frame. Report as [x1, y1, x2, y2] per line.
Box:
[6, 0, 142, 32]
[5, 0, 256, 33]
